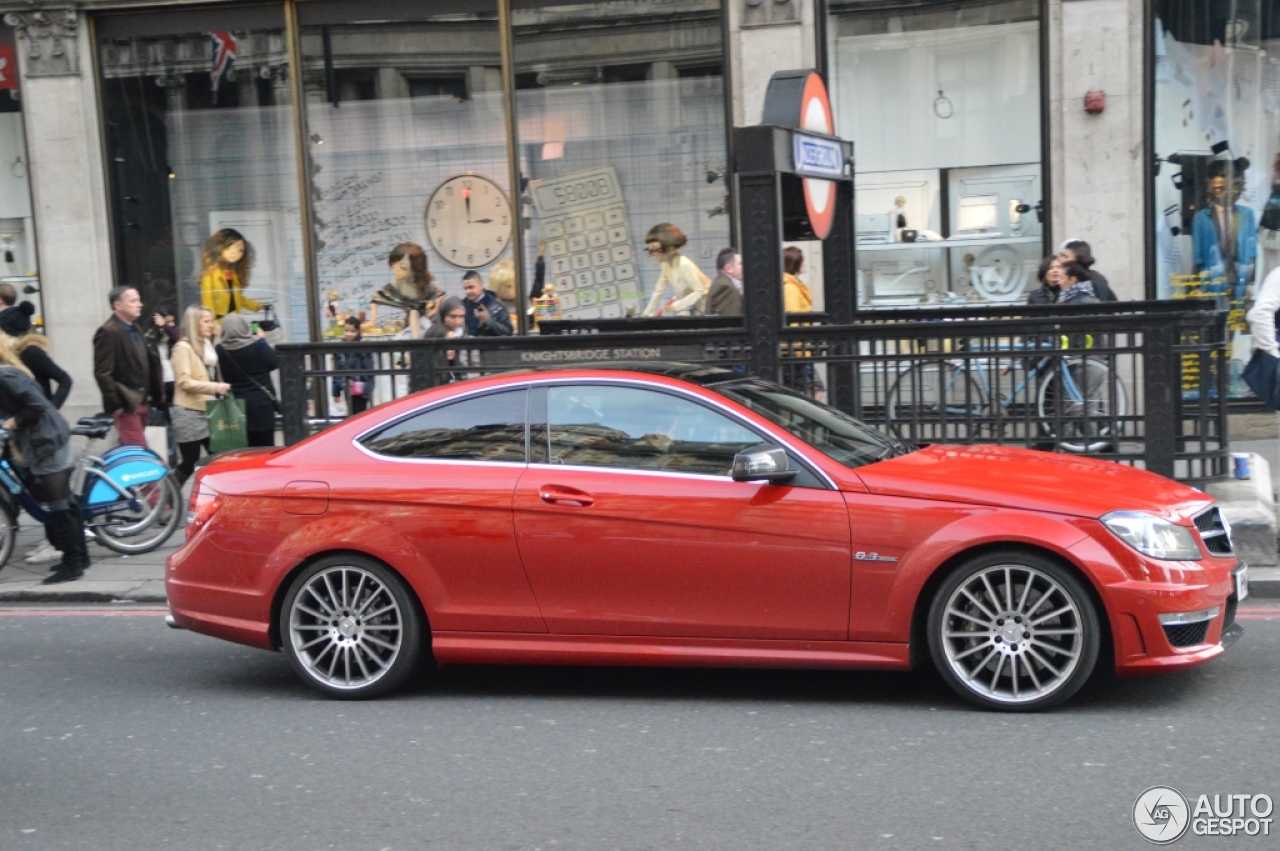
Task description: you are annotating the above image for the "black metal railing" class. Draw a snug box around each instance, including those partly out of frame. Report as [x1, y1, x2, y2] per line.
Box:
[277, 299, 1229, 483]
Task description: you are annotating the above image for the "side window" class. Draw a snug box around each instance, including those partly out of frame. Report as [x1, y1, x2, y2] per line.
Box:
[362, 389, 527, 461]
[546, 385, 760, 475]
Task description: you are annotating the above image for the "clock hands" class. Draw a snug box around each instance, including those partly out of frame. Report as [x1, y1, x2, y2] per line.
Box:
[463, 186, 471, 223]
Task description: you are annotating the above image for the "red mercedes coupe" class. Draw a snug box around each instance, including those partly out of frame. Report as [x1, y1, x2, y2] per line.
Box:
[166, 364, 1247, 710]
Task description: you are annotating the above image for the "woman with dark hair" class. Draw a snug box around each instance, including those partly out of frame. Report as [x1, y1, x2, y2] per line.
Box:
[200, 228, 261, 319]
[1028, 255, 1064, 305]
[424, 296, 470, 383]
[0, 301, 72, 408]
[1058, 239, 1117, 301]
[216, 314, 279, 447]
[331, 316, 374, 415]
[1058, 260, 1098, 305]
[641, 222, 710, 316]
[373, 242, 445, 338]
[783, 246, 813, 313]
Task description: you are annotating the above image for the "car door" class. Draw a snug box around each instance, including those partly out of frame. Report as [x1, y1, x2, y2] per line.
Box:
[512, 381, 851, 640]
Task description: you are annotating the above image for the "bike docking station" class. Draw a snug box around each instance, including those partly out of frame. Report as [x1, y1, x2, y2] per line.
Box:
[733, 69, 857, 410]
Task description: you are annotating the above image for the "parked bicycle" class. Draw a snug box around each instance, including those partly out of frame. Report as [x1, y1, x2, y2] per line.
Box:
[0, 415, 182, 567]
[884, 338, 1127, 453]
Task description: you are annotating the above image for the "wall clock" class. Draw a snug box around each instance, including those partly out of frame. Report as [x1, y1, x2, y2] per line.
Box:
[425, 173, 513, 269]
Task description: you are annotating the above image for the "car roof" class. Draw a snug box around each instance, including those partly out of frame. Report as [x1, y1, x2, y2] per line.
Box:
[522, 361, 742, 386]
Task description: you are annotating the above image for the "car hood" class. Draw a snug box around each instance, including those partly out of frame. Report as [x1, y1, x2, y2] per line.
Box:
[854, 444, 1212, 521]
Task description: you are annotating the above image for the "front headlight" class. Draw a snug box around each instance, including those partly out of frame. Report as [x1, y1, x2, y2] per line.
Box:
[1102, 511, 1202, 561]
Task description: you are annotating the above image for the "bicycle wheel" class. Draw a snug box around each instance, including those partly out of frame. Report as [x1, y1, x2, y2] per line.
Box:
[92, 473, 183, 554]
[1036, 357, 1127, 453]
[886, 363, 987, 443]
[0, 500, 16, 570]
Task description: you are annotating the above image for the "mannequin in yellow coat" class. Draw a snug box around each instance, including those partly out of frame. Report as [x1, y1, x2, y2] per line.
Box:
[199, 228, 261, 320]
[642, 222, 711, 317]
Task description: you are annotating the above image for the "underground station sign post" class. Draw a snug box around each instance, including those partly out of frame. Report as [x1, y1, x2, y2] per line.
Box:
[734, 69, 855, 402]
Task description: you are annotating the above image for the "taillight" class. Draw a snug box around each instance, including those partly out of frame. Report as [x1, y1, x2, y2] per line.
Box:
[186, 479, 223, 537]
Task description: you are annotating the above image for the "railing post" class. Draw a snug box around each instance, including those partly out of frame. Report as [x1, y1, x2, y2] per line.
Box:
[278, 345, 309, 446]
[408, 342, 437, 393]
[823, 179, 856, 415]
[1142, 321, 1178, 479]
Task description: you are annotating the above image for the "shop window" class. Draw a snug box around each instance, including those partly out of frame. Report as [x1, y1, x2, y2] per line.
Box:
[826, 0, 1044, 309]
[1153, 0, 1278, 399]
[0, 24, 41, 327]
[511, 0, 731, 321]
[96, 8, 303, 338]
[298, 0, 508, 340]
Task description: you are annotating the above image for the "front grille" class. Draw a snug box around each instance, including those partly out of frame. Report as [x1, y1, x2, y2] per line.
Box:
[1193, 506, 1233, 556]
[1164, 621, 1210, 648]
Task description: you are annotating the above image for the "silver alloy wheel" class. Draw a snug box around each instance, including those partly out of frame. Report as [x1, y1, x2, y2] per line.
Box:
[288, 565, 405, 692]
[938, 563, 1086, 705]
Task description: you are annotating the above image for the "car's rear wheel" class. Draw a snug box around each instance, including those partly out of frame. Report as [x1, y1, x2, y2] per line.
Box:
[927, 551, 1099, 711]
[281, 555, 424, 699]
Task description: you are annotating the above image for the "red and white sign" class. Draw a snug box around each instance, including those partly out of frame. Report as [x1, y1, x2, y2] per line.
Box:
[0, 45, 18, 92]
[799, 72, 835, 239]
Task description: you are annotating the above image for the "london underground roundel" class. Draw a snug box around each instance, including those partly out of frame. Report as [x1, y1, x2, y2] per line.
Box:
[799, 72, 836, 239]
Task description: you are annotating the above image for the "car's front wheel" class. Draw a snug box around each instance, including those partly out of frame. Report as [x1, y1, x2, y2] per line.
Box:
[927, 551, 1100, 711]
[281, 555, 424, 699]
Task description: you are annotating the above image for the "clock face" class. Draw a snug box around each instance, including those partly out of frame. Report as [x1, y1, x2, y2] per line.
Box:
[425, 174, 513, 269]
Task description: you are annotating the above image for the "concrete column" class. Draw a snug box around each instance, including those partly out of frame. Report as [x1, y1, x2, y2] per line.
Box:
[376, 66, 408, 100]
[1049, 0, 1146, 299]
[729, 0, 816, 126]
[5, 9, 114, 421]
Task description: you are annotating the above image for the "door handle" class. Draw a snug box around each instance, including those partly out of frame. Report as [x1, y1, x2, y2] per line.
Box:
[538, 486, 594, 508]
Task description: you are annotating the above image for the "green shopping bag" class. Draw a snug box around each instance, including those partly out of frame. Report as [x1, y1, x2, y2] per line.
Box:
[207, 397, 248, 453]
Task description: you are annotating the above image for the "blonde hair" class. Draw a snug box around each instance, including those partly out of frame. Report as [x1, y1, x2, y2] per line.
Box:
[0, 334, 33, 377]
[489, 260, 516, 302]
[180, 305, 214, 345]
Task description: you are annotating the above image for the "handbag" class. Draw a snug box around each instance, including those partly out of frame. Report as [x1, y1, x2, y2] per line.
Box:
[207, 396, 248, 452]
[1241, 348, 1280, 410]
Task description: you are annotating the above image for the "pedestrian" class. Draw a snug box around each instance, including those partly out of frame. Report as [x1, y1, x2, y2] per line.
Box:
[702, 247, 744, 316]
[200, 228, 262, 320]
[425, 296, 471, 383]
[170, 306, 231, 486]
[1058, 239, 1118, 300]
[1058, 261, 1099, 304]
[149, 303, 180, 408]
[783, 246, 813, 313]
[0, 300, 72, 408]
[462, 271, 514, 336]
[0, 281, 16, 308]
[0, 336, 90, 584]
[1246, 265, 1280, 407]
[1027, 255, 1065, 305]
[331, 316, 374, 415]
[216, 314, 280, 447]
[93, 286, 163, 448]
[641, 222, 710, 317]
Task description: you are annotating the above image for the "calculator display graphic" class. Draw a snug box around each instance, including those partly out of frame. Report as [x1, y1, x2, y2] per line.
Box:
[531, 166, 640, 319]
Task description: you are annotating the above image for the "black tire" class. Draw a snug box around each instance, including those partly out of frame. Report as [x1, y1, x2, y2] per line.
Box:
[927, 550, 1100, 711]
[0, 501, 16, 571]
[92, 473, 183, 554]
[281, 555, 424, 699]
[885, 363, 987, 443]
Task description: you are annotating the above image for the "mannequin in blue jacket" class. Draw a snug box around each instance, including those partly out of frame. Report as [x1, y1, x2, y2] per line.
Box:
[1193, 158, 1257, 304]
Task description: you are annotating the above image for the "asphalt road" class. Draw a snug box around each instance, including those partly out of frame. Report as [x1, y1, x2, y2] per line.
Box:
[2, 605, 1278, 851]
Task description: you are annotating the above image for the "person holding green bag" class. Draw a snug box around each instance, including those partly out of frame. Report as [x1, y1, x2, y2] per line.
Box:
[170, 306, 232, 486]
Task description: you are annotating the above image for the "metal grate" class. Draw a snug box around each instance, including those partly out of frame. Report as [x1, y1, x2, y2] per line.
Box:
[1194, 506, 1233, 556]
[1164, 620, 1210, 648]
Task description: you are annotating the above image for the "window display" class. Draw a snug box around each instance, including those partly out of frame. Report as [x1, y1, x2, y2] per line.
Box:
[825, 0, 1044, 307]
[0, 24, 39, 326]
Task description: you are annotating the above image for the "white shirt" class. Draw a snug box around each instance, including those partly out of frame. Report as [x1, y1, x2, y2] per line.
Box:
[1247, 265, 1280, 356]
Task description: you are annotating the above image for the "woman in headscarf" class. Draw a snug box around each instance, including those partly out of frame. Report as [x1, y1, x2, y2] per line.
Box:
[215, 314, 280, 447]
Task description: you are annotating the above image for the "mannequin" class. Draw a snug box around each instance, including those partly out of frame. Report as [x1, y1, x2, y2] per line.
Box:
[372, 243, 444, 339]
[1193, 157, 1258, 303]
[641, 222, 710, 317]
[199, 229, 261, 320]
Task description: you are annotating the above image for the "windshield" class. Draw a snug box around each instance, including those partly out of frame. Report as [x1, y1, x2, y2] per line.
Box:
[708, 379, 909, 470]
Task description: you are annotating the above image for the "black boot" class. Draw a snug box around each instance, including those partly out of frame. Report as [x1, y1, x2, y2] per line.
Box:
[41, 509, 89, 585]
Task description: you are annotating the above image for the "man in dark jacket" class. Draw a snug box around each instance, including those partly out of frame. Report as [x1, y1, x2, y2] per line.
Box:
[462, 271, 514, 336]
[93, 286, 162, 447]
[702, 247, 745, 316]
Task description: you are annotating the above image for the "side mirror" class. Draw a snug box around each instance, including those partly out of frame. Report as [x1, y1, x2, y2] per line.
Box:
[732, 444, 797, 484]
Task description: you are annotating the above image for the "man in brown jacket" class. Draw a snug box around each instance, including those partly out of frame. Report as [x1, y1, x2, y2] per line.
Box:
[93, 286, 162, 447]
[702, 247, 745, 316]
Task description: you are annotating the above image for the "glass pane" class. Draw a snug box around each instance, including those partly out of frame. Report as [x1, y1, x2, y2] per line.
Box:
[547, 385, 759, 474]
[827, 1, 1044, 308]
[0, 24, 40, 326]
[512, 0, 731, 321]
[1153, 0, 1268, 399]
[299, 1, 510, 340]
[97, 10, 304, 337]
[363, 389, 527, 460]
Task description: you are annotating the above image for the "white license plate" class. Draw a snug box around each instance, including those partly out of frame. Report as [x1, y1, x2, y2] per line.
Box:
[1235, 566, 1249, 602]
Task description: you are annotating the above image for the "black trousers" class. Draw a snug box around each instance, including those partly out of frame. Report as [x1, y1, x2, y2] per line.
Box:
[29, 468, 89, 570]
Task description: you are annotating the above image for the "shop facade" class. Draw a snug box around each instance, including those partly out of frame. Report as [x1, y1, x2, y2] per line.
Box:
[0, 0, 1149, 419]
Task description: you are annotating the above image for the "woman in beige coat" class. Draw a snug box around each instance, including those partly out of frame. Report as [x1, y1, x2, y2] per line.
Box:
[170, 306, 230, 486]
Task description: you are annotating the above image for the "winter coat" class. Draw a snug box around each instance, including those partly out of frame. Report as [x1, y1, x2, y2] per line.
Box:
[0, 365, 72, 475]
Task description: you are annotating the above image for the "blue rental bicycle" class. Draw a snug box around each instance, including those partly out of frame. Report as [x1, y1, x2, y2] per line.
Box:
[0, 415, 182, 568]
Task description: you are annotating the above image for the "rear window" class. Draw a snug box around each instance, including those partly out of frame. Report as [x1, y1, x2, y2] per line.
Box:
[361, 389, 527, 462]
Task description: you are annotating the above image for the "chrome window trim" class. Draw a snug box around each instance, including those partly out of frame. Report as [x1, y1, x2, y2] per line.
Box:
[1157, 607, 1220, 626]
[350, 375, 838, 490]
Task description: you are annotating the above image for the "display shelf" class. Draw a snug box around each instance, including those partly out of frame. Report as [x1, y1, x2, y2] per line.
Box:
[856, 236, 1043, 251]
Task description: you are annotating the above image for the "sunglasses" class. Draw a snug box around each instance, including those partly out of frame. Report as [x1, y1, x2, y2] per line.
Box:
[645, 244, 664, 254]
